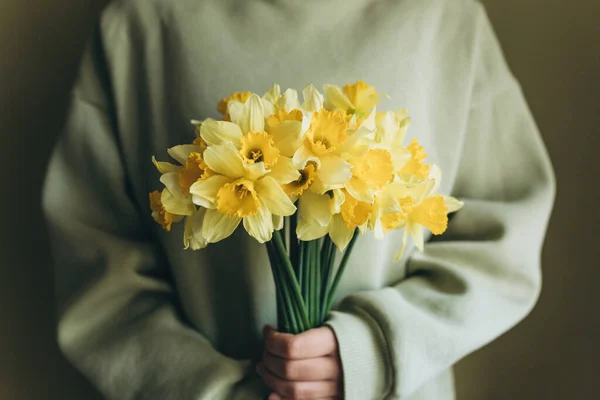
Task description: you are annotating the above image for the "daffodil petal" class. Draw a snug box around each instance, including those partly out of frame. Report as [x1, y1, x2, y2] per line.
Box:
[189, 175, 234, 208]
[318, 155, 353, 185]
[269, 157, 301, 184]
[239, 94, 264, 133]
[243, 206, 273, 243]
[270, 121, 303, 157]
[394, 226, 411, 261]
[278, 88, 301, 111]
[263, 84, 281, 104]
[202, 208, 241, 243]
[152, 156, 181, 174]
[228, 101, 244, 124]
[273, 214, 284, 231]
[329, 214, 354, 251]
[167, 144, 203, 164]
[429, 164, 442, 195]
[330, 188, 345, 214]
[323, 84, 354, 111]
[300, 191, 331, 226]
[184, 209, 208, 250]
[301, 84, 324, 112]
[345, 178, 374, 204]
[203, 143, 245, 178]
[292, 145, 321, 170]
[261, 98, 276, 118]
[199, 119, 243, 147]
[161, 188, 195, 216]
[160, 172, 183, 196]
[444, 196, 464, 213]
[243, 162, 270, 181]
[297, 217, 329, 241]
[411, 223, 424, 252]
[255, 176, 296, 216]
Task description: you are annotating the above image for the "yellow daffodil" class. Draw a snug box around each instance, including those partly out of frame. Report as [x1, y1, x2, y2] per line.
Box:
[183, 208, 208, 250]
[197, 94, 300, 185]
[394, 165, 463, 260]
[398, 138, 430, 180]
[324, 81, 381, 119]
[345, 148, 395, 203]
[149, 190, 184, 231]
[296, 188, 345, 241]
[293, 108, 354, 187]
[189, 142, 296, 243]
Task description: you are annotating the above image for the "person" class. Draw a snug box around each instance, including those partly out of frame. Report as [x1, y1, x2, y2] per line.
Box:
[42, 0, 555, 399]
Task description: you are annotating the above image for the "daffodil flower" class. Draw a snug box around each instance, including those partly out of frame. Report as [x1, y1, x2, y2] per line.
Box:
[324, 81, 381, 119]
[394, 165, 464, 260]
[292, 108, 354, 187]
[188, 142, 296, 243]
[149, 189, 184, 231]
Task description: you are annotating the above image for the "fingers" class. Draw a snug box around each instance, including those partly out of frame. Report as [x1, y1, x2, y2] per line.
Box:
[263, 325, 338, 360]
[257, 362, 341, 400]
[263, 351, 340, 381]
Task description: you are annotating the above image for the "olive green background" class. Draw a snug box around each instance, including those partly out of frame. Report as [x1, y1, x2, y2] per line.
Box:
[1, 0, 598, 398]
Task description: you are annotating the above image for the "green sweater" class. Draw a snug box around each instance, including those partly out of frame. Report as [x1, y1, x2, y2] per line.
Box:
[43, 0, 555, 399]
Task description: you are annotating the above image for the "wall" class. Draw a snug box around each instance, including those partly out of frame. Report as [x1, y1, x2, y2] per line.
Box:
[0, 0, 598, 398]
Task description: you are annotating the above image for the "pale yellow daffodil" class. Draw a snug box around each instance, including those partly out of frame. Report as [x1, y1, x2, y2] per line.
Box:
[189, 142, 296, 244]
[394, 165, 464, 260]
[324, 81, 381, 119]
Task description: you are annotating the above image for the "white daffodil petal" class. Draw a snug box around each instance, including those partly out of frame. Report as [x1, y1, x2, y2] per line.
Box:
[270, 121, 303, 157]
[269, 157, 301, 184]
[444, 196, 464, 213]
[160, 172, 184, 196]
[261, 98, 276, 118]
[167, 144, 203, 165]
[297, 217, 329, 241]
[244, 162, 270, 181]
[161, 188, 195, 216]
[302, 191, 331, 226]
[263, 84, 281, 104]
[330, 188, 345, 214]
[411, 223, 424, 252]
[393, 226, 411, 261]
[360, 108, 377, 131]
[318, 155, 353, 185]
[273, 214, 284, 231]
[323, 84, 354, 111]
[301, 84, 324, 112]
[202, 208, 241, 243]
[184, 209, 208, 250]
[278, 88, 301, 111]
[239, 94, 265, 133]
[243, 206, 274, 243]
[203, 143, 245, 178]
[152, 156, 181, 174]
[292, 145, 321, 170]
[189, 175, 233, 208]
[200, 119, 243, 147]
[329, 214, 354, 251]
[228, 101, 244, 125]
[255, 176, 297, 216]
[429, 164, 442, 195]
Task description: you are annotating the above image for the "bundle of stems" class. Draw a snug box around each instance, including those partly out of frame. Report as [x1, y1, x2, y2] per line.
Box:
[265, 218, 358, 334]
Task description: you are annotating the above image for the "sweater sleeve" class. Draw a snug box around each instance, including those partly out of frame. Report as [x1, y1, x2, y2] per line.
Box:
[42, 28, 266, 400]
[326, 5, 556, 400]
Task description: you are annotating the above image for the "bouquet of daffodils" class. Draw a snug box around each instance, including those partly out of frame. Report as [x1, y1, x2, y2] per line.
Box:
[149, 82, 462, 334]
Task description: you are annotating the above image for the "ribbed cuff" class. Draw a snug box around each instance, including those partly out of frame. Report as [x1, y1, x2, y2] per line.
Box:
[326, 309, 391, 400]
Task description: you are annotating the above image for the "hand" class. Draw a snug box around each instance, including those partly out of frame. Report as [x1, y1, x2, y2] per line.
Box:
[257, 325, 343, 400]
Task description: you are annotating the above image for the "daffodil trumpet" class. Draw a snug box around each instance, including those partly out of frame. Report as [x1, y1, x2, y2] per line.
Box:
[149, 82, 463, 334]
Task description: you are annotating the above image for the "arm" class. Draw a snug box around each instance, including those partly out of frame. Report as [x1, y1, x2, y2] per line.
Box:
[326, 6, 556, 399]
[43, 26, 266, 400]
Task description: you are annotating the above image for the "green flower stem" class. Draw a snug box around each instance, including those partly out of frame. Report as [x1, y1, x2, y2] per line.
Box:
[272, 231, 311, 332]
[320, 237, 337, 321]
[302, 240, 311, 313]
[265, 241, 293, 333]
[311, 239, 321, 327]
[290, 215, 299, 274]
[324, 230, 359, 318]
